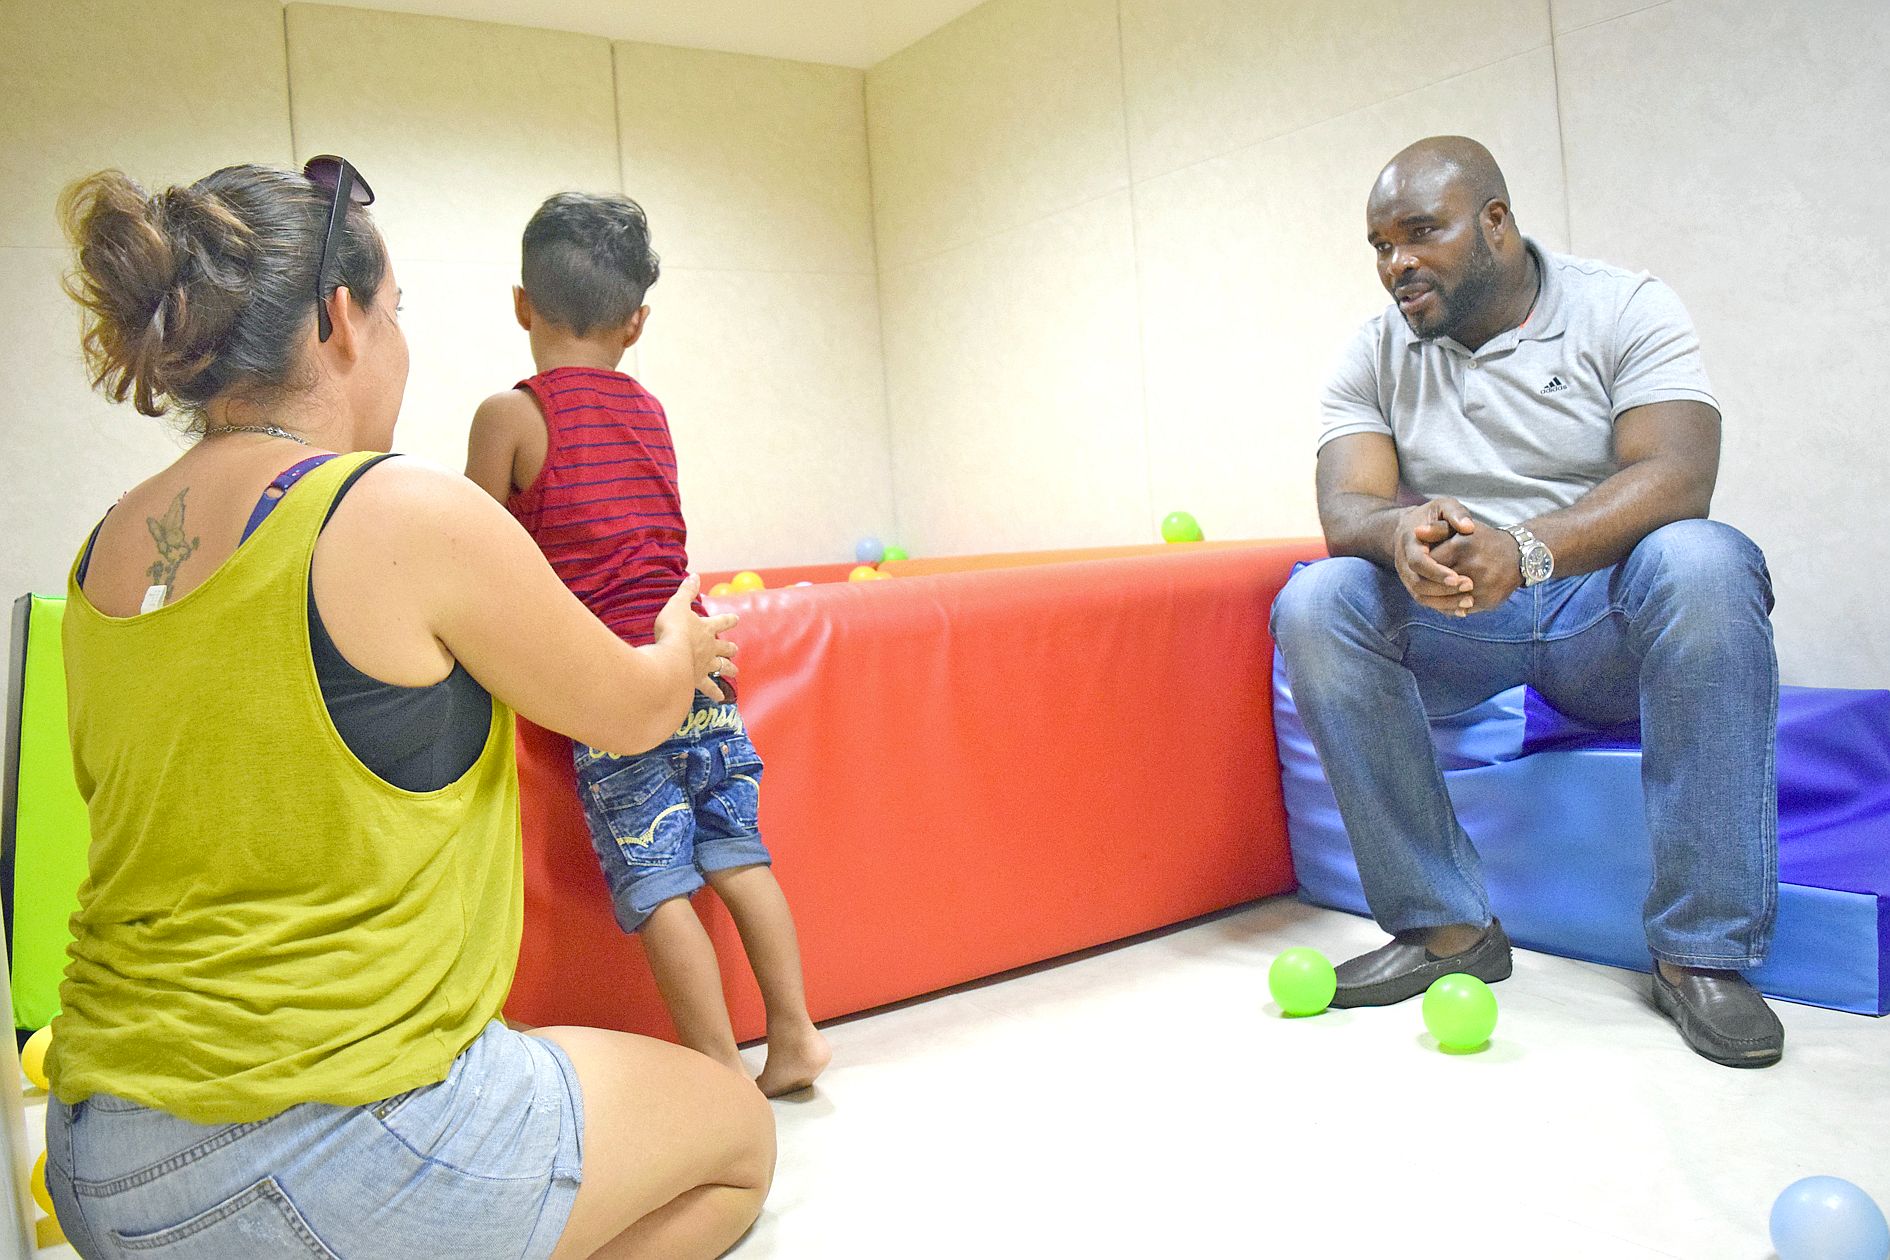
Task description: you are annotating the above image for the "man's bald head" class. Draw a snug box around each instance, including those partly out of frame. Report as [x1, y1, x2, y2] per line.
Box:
[1370, 136, 1511, 219]
[1364, 137, 1534, 348]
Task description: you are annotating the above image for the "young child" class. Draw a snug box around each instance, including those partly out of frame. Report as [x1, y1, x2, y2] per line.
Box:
[467, 192, 830, 1097]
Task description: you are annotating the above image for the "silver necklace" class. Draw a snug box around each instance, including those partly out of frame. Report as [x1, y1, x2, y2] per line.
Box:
[202, 423, 313, 447]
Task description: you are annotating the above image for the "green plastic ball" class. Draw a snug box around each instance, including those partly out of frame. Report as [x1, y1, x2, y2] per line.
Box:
[1268, 947, 1337, 1017]
[1160, 510, 1204, 543]
[882, 545, 910, 563]
[1422, 973, 1498, 1051]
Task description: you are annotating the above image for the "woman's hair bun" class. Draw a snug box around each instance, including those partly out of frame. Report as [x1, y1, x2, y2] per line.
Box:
[57, 164, 385, 425]
[61, 172, 260, 416]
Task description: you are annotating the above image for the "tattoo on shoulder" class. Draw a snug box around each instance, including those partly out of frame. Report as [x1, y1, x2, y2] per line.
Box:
[145, 487, 202, 588]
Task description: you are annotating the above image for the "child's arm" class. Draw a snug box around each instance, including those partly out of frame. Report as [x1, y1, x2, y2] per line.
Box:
[465, 390, 537, 502]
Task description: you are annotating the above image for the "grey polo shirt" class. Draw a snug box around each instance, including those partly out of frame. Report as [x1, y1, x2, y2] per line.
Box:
[1318, 241, 1717, 525]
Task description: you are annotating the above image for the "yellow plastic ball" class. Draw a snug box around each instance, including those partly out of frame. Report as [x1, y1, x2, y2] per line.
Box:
[848, 565, 880, 583]
[730, 571, 766, 593]
[20, 1026, 51, 1091]
[30, 1151, 54, 1217]
[708, 582, 736, 597]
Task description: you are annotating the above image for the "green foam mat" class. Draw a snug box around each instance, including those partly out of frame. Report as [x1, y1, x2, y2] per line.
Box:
[4, 596, 87, 1031]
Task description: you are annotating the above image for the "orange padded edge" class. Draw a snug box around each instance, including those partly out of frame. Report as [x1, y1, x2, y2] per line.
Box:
[701, 539, 1323, 587]
[881, 538, 1321, 577]
[699, 561, 858, 588]
[506, 539, 1326, 1040]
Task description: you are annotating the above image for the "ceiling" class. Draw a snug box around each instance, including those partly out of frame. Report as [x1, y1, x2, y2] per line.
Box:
[310, 0, 991, 68]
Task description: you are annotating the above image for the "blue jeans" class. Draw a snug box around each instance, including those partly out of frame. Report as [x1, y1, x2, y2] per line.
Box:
[1270, 519, 1779, 968]
[45, 1022, 584, 1259]
[574, 694, 772, 933]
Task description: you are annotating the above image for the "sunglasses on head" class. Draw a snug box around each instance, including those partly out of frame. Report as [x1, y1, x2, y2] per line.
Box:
[302, 155, 376, 343]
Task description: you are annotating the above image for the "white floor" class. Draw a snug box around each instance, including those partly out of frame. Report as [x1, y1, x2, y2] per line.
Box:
[732, 899, 1890, 1260]
[24, 898, 1890, 1258]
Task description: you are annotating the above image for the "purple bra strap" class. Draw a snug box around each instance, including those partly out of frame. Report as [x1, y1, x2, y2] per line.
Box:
[241, 454, 339, 543]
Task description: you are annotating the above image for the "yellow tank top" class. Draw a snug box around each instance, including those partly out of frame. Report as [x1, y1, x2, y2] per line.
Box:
[49, 452, 521, 1124]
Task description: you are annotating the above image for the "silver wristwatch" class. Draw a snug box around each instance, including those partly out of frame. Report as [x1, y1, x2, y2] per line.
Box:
[1501, 524, 1554, 586]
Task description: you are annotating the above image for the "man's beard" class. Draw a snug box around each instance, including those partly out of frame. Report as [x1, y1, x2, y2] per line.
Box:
[1411, 230, 1501, 341]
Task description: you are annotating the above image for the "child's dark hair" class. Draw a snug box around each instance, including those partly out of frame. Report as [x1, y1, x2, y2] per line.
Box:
[520, 192, 661, 337]
[60, 165, 386, 429]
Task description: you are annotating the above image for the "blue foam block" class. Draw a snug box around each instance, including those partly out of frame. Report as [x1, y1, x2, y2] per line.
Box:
[1274, 651, 1890, 1015]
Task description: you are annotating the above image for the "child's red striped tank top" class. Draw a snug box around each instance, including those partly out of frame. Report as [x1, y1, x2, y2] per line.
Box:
[507, 366, 700, 647]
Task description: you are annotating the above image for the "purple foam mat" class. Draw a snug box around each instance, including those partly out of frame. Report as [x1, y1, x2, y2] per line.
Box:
[1521, 686, 1890, 896]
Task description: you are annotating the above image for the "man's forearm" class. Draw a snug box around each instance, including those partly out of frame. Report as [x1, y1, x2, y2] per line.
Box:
[1320, 492, 1409, 571]
[1522, 459, 1712, 579]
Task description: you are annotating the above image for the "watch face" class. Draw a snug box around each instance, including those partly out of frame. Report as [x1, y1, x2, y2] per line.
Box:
[1523, 545, 1554, 583]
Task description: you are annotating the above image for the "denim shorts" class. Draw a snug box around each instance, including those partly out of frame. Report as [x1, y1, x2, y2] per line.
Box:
[44, 1021, 584, 1259]
[574, 693, 772, 933]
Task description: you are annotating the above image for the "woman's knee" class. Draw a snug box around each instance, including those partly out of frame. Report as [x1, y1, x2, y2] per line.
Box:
[715, 1066, 778, 1193]
[538, 1026, 771, 1178]
[656, 1040, 776, 1194]
[539, 1026, 776, 1254]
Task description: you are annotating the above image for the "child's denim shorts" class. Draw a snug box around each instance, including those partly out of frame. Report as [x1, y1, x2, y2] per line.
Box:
[44, 1020, 584, 1259]
[574, 693, 773, 933]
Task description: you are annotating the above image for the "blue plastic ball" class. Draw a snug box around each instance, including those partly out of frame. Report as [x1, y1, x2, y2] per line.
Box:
[854, 536, 884, 564]
[1771, 1177, 1890, 1260]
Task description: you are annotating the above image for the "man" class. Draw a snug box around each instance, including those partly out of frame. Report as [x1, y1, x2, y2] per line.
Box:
[1271, 136, 1783, 1067]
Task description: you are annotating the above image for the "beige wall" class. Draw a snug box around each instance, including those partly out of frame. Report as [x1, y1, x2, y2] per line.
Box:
[867, 0, 1567, 555]
[1552, 0, 1889, 686]
[613, 44, 891, 569]
[868, 0, 1148, 555]
[1, 2, 890, 668]
[291, 8, 896, 571]
[867, 0, 1888, 687]
[0, 0, 293, 664]
[280, 11, 894, 574]
[6, 0, 1884, 686]
[283, 3, 620, 473]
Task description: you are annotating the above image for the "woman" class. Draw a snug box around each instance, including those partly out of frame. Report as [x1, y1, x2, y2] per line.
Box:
[42, 157, 774, 1259]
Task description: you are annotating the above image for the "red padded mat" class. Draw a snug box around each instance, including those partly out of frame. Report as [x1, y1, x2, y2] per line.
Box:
[506, 540, 1323, 1039]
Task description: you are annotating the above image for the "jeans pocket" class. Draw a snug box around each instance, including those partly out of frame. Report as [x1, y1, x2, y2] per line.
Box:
[111, 1177, 338, 1256]
[367, 1084, 421, 1124]
[69, 1104, 283, 1198]
[371, 1028, 564, 1183]
[706, 739, 764, 834]
[584, 753, 692, 868]
[84, 1094, 146, 1115]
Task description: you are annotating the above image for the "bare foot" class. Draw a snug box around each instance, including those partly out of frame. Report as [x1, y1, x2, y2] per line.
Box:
[756, 1022, 831, 1098]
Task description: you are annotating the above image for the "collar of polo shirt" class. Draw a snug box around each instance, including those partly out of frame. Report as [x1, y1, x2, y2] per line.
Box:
[1417, 238, 1569, 359]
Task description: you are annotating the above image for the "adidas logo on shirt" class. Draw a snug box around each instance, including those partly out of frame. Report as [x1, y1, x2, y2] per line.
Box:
[1540, 375, 1569, 394]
